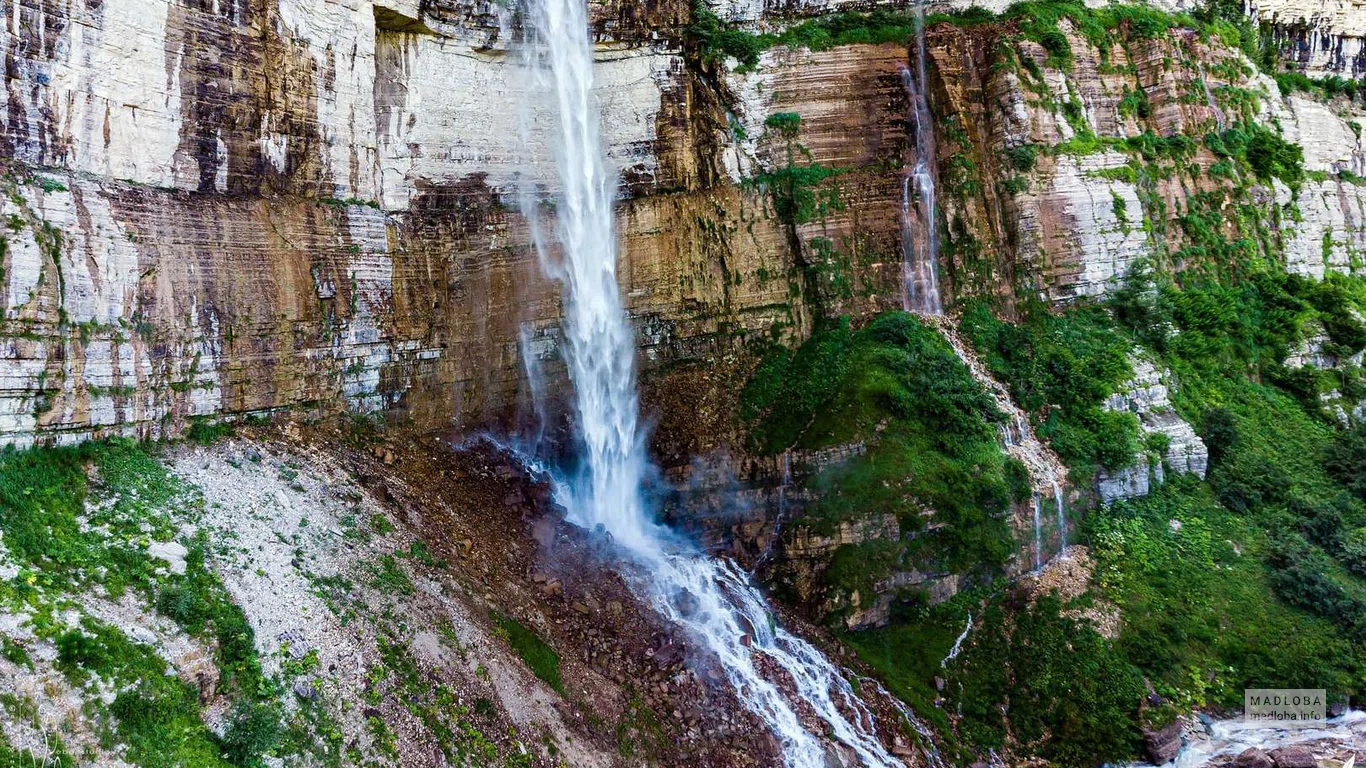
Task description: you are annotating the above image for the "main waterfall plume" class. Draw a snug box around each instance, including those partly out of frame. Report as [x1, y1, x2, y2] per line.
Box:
[900, 0, 943, 315]
[515, 0, 909, 764]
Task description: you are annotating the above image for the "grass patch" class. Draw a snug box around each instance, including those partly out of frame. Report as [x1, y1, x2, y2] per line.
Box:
[491, 612, 564, 694]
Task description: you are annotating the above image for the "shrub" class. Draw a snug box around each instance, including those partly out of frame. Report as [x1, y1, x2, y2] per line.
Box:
[690, 3, 764, 69]
[221, 701, 282, 766]
[1005, 143, 1039, 172]
[960, 301, 1138, 475]
[743, 312, 1017, 575]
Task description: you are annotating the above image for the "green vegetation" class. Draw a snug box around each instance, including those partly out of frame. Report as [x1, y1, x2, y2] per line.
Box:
[369, 553, 416, 595]
[0, 439, 278, 767]
[59, 619, 239, 767]
[1273, 71, 1361, 102]
[491, 612, 564, 694]
[850, 587, 1143, 766]
[371, 634, 504, 763]
[742, 313, 1022, 606]
[1204, 122, 1304, 188]
[960, 301, 1139, 476]
[851, 262, 1366, 764]
[1112, 265, 1366, 647]
[318, 196, 381, 210]
[1090, 478, 1363, 711]
[691, 3, 996, 71]
[689, 0, 1247, 75]
[751, 113, 846, 227]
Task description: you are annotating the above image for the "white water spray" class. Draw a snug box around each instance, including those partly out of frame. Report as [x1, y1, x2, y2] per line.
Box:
[900, 0, 942, 316]
[940, 613, 974, 668]
[757, 451, 793, 567]
[1031, 494, 1044, 570]
[857, 674, 947, 768]
[1052, 477, 1067, 555]
[516, 0, 905, 764]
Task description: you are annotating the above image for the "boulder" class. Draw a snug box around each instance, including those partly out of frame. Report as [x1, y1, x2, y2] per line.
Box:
[147, 540, 189, 575]
[1269, 746, 1316, 768]
[1143, 721, 1182, 765]
[1235, 748, 1275, 768]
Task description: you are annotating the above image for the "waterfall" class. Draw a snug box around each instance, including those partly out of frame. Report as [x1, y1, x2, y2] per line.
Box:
[940, 613, 973, 667]
[1193, 58, 1227, 132]
[757, 451, 792, 567]
[856, 675, 947, 768]
[899, 0, 942, 316]
[1052, 477, 1067, 555]
[516, 0, 905, 764]
[1031, 494, 1044, 570]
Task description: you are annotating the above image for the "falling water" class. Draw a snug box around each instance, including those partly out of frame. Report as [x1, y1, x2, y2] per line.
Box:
[1052, 477, 1067, 556]
[995, 413, 1047, 570]
[1193, 59, 1227, 132]
[516, 0, 904, 764]
[940, 613, 974, 667]
[856, 675, 947, 768]
[1031, 494, 1044, 570]
[758, 451, 794, 567]
[899, 0, 942, 316]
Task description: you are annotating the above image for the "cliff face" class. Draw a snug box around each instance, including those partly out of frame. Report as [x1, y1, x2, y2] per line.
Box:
[8, 0, 1366, 454]
[1256, 0, 1366, 78]
[920, 18, 1366, 303]
[0, 0, 788, 448]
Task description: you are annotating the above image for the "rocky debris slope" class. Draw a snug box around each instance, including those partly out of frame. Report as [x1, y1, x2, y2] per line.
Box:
[1179, 715, 1366, 768]
[171, 434, 617, 767]
[931, 316, 1074, 559]
[4, 423, 936, 766]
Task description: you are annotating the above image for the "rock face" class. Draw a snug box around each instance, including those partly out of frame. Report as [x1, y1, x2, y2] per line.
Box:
[5, 0, 1366, 456]
[1269, 745, 1318, 768]
[1235, 747, 1276, 768]
[923, 20, 1366, 307]
[1098, 358, 1209, 504]
[1143, 721, 1184, 765]
[1, 0, 919, 449]
[1256, 0, 1366, 79]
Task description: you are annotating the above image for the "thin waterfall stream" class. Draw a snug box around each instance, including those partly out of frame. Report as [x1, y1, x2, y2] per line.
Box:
[514, 0, 907, 764]
[900, 0, 942, 315]
[1031, 494, 1045, 570]
[1052, 477, 1067, 555]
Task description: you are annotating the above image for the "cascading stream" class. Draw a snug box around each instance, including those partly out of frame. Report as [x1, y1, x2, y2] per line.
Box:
[1052, 477, 1067, 555]
[1031, 494, 1044, 570]
[515, 0, 906, 764]
[900, 0, 942, 316]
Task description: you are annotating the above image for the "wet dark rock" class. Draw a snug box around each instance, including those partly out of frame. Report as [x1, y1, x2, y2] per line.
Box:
[1143, 721, 1182, 764]
[1234, 747, 1274, 768]
[673, 589, 699, 618]
[1269, 746, 1315, 768]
